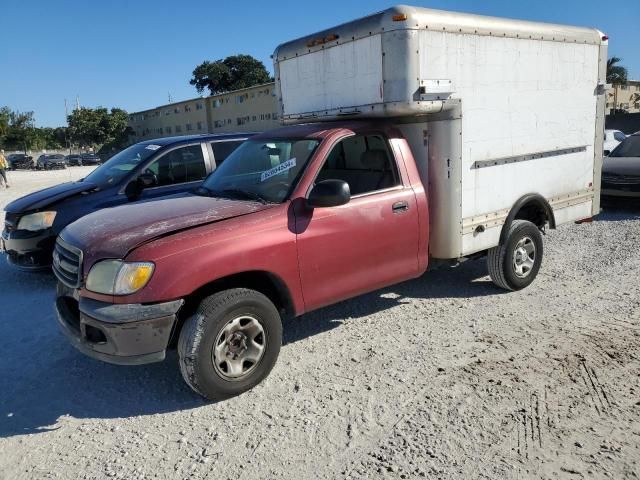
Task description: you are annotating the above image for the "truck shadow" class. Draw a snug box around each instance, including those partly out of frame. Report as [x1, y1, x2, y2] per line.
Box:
[283, 258, 498, 345]
[0, 257, 496, 438]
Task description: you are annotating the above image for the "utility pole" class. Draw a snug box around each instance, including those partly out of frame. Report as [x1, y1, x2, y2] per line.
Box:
[168, 92, 172, 103]
[64, 99, 71, 154]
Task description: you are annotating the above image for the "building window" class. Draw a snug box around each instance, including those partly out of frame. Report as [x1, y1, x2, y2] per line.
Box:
[272, 112, 278, 120]
[196, 102, 203, 110]
[165, 109, 171, 116]
[186, 123, 192, 131]
[197, 121, 203, 130]
[227, 118, 232, 124]
[252, 116, 257, 121]
[166, 126, 172, 134]
[236, 95, 244, 104]
[214, 120, 224, 128]
[185, 104, 192, 112]
[175, 125, 182, 133]
[213, 99, 222, 108]
[174, 107, 181, 114]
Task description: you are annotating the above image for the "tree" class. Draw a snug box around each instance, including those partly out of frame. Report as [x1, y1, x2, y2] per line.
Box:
[606, 57, 628, 85]
[190, 54, 272, 95]
[0, 106, 10, 140]
[607, 57, 629, 114]
[67, 107, 132, 149]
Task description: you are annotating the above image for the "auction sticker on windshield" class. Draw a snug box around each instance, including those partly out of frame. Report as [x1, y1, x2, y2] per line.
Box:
[260, 158, 296, 182]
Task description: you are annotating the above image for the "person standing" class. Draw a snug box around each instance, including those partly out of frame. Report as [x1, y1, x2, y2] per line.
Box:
[0, 150, 9, 188]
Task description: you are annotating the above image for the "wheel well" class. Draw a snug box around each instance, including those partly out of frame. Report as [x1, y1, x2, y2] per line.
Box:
[168, 271, 294, 348]
[500, 194, 556, 245]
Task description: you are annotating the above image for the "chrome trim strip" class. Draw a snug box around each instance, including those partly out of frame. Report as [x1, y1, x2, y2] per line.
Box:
[461, 189, 594, 234]
[471, 146, 588, 170]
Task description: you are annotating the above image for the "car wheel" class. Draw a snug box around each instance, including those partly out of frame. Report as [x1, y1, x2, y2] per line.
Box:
[178, 288, 282, 401]
[487, 220, 543, 291]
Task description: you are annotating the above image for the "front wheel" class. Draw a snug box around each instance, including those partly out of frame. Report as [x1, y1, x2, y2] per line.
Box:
[178, 288, 282, 401]
[487, 220, 543, 291]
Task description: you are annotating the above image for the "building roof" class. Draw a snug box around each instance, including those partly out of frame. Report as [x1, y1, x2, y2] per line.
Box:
[129, 82, 276, 116]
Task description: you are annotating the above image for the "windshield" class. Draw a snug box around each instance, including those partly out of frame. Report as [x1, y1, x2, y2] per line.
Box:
[83, 143, 159, 187]
[199, 138, 320, 203]
[609, 136, 640, 157]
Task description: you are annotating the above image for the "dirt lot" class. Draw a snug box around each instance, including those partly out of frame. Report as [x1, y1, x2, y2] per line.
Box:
[0, 170, 639, 479]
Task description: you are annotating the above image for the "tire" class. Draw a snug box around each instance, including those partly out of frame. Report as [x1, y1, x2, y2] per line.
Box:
[487, 220, 543, 291]
[178, 288, 282, 401]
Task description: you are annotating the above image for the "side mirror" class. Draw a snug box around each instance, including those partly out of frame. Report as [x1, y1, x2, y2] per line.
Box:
[307, 179, 351, 208]
[124, 180, 142, 200]
[138, 172, 157, 188]
[125, 172, 157, 200]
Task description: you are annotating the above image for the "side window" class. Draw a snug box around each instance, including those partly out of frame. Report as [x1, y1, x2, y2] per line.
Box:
[145, 145, 206, 187]
[614, 131, 626, 142]
[316, 135, 399, 196]
[211, 140, 243, 167]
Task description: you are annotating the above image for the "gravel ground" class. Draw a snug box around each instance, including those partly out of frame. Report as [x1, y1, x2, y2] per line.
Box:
[0, 172, 639, 479]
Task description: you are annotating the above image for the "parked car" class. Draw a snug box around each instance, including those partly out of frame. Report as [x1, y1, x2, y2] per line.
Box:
[37, 154, 67, 170]
[2, 133, 252, 269]
[601, 133, 640, 198]
[66, 154, 83, 166]
[7, 153, 34, 169]
[80, 153, 101, 165]
[604, 129, 626, 155]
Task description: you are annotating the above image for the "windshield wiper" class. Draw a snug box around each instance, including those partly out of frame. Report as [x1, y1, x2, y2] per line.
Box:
[213, 188, 272, 204]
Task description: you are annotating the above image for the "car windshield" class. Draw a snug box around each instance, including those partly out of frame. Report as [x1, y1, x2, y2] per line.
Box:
[609, 135, 640, 157]
[199, 138, 320, 203]
[83, 143, 158, 187]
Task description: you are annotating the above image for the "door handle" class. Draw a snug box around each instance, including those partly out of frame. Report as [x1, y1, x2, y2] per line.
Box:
[392, 201, 409, 212]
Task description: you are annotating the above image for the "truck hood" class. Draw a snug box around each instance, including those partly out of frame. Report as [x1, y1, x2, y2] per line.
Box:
[5, 181, 99, 213]
[602, 156, 640, 176]
[61, 194, 274, 261]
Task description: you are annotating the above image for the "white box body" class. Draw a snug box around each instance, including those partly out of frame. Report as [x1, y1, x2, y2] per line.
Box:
[274, 6, 607, 259]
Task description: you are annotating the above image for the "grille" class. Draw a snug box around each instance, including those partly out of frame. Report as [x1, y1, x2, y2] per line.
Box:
[602, 173, 640, 184]
[53, 237, 83, 288]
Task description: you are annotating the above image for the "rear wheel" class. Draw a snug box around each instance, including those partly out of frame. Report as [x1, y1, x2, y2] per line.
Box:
[487, 220, 543, 291]
[178, 288, 282, 401]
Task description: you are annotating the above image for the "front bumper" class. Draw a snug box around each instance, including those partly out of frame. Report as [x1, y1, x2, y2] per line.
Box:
[2, 227, 56, 269]
[55, 282, 184, 365]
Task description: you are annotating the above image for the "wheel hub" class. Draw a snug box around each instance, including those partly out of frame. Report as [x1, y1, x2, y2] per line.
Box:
[212, 315, 266, 380]
[512, 236, 536, 279]
[226, 331, 248, 358]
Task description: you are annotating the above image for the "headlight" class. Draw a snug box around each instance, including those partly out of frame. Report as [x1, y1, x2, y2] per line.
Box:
[86, 260, 155, 295]
[17, 212, 57, 231]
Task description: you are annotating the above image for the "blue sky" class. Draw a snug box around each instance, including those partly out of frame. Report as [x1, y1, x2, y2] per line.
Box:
[1, 0, 638, 127]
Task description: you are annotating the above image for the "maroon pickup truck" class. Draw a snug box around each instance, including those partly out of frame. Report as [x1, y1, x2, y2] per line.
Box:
[54, 121, 544, 399]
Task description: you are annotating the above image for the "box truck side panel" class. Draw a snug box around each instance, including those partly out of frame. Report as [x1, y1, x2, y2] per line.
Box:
[414, 31, 600, 256]
[278, 36, 384, 117]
